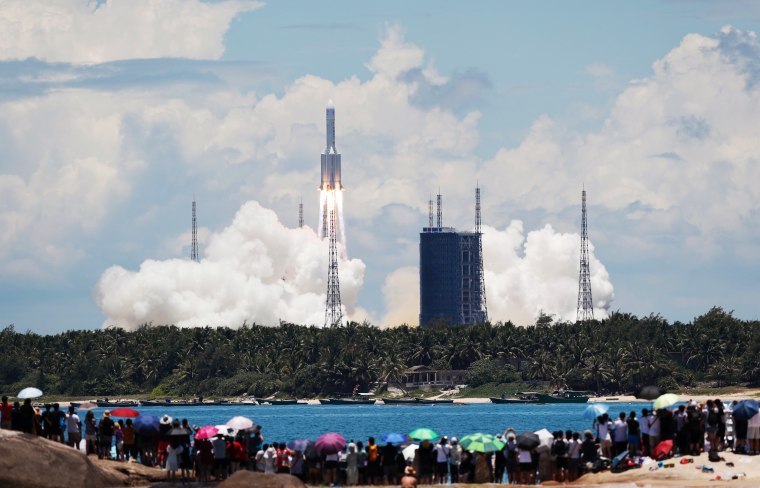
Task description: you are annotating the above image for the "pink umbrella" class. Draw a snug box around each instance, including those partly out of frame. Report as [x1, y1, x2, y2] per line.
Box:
[315, 432, 346, 454]
[194, 426, 219, 441]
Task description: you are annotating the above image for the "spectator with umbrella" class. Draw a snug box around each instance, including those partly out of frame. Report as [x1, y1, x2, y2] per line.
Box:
[316, 432, 345, 485]
[516, 432, 539, 484]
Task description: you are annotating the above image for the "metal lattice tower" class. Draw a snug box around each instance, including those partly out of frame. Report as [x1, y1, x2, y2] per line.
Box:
[577, 188, 594, 321]
[190, 199, 199, 262]
[324, 195, 343, 327]
[428, 196, 434, 228]
[298, 200, 304, 228]
[475, 186, 488, 322]
[436, 192, 442, 228]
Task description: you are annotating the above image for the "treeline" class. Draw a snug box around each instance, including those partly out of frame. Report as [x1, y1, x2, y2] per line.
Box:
[1, 307, 758, 398]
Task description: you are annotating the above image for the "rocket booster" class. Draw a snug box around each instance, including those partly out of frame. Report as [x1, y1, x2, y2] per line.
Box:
[320, 99, 342, 191]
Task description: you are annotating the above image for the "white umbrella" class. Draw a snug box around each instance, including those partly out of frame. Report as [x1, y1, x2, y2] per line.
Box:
[534, 428, 553, 447]
[402, 443, 419, 462]
[160, 415, 173, 425]
[215, 425, 237, 436]
[17, 387, 43, 399]
[226, 416, 254, 431]
[77, 402, 98, 411]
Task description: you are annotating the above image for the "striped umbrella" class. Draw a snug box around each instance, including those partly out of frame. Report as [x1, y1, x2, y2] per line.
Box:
[458, 433, 505, 453]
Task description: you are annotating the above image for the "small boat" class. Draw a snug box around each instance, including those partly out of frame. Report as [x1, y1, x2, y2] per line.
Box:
[262, 399, 299, 406]
[535, 390, 591, 404]
[415, 398, 454, 405]
[320, 398, 376, 405]
[96, 399, 139, 407]
[381, 398, 419, 405]
[139, 399, 225, 407]
[490, 392, 540, 404]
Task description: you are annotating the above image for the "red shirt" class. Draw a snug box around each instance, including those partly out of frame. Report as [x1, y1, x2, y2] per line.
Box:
[0, 402, 12, 423]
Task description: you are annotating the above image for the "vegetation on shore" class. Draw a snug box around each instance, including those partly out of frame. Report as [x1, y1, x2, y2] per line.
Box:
[1, 307, 758, 399]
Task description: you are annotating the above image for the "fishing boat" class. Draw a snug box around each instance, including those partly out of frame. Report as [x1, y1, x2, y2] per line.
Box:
[416, 398, 454, 405]
[96, 399, 139, 407]
[381, 398, 419, 405]
[489, 392, 539, 404]
[535, 390, 591, 404]
[139, 398, 226, 407]
[265, 399, 299, 406]
[320, 398, 376, 405]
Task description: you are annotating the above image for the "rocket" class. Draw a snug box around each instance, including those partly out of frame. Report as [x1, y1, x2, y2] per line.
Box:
[320, 99, 342, 191]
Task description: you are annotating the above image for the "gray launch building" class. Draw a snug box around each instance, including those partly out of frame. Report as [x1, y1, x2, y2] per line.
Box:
[419, 193, 487, 327]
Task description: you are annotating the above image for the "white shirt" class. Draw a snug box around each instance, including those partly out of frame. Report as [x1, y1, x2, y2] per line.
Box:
[517, 448, 532, 463]
[597, 421, 611, 441]
[66, 413, 80, 433]
[748, 413, 760, 427]
[640, 415, 650, 435]
[567, 439, 581, 459]
[648, 415, 661, 436]
[434, 444, 450, 463]
[613, 419, 627, 442]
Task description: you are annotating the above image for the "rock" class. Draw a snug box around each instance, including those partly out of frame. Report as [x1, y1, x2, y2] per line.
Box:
[0, 429, 125, 488]
[217, 470, 306, 488]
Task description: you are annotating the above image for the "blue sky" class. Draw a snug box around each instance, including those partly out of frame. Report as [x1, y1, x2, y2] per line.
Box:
[1, 0, 759, 333]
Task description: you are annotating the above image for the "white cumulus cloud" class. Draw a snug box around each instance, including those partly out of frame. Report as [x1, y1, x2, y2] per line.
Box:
[95, 201, 366, 329]
[0, 0, 261, 63]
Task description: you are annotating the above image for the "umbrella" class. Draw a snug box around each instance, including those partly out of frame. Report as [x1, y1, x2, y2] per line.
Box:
[458, 433, 505, 453]
[17, 387, 43, 399]
[652, 439, 673, 460]
[77, 402, 98, 411]
[381, 432, 408, 444]
[160, 414, 173, 425]
[611, 450, 629, 470]
[534, 428, 553, 447]
[653, 393, 679, 410]
[516, 432, 540, 450]
[226, 416, 254, 431]
[315, 432, 346, 454]
[287, 438, 312, 452]
[584, 404, 608, 420]
[402, 443, 419, 462]
[194, 426, 219, 440]
[731, 399, 760, 421]
[409, 428, 439, 440]
[215, 425, 236, 437]
[133, 414, 161, 435]
[110, 407, 140, 418]
[638, 385, 662, 400]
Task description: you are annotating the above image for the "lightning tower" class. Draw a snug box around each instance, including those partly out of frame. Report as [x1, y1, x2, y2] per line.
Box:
[474, 186, 488, 323]
[324, 203, 343, 326]
[576, 188, 594, 321]
[190, 199, 199, 262]
[298, 200, 304, 228]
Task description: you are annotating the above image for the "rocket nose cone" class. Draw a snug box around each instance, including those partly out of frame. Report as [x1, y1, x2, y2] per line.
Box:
[327, 99, 334, 110]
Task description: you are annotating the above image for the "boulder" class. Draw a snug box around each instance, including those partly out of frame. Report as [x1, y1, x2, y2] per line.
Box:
[0, 429, 125, 488]
[218, 470, 306, 488]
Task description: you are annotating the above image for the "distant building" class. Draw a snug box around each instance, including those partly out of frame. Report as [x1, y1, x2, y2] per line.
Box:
[419, 227, 486, 326]
[396, 365, 467, 389]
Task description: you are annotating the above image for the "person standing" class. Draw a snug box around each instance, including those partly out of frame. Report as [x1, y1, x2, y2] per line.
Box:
[65, 406, 81, 448]
[595, 413, 613, 458]
[98, 410, 115, 459]
[48, 403, 64, 443]
[346, 443, 359, 485]
[449, 437, 462, 483]
[503, 433, 518, 484]
[748, 411, 760, 455]
[19, 399, 35, 434]
[0, 396, 12, 430]
[123, 419, 136, 461]
[648, 410, 661, 453]
[613, 412, 627, 456]
[381, 441, 398, 485]
[433, 436, 450, 484]
[84, 411, 98, 455]
[627, 411, 641, 455]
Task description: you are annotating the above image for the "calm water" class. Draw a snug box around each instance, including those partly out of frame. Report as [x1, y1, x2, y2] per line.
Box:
[89, 402, 650, 441]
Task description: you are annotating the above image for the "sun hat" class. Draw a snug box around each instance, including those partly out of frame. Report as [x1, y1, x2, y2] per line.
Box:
[451, 436, 458, 443]
[160, 414, 172, 425]
[103, 410, 111, 417]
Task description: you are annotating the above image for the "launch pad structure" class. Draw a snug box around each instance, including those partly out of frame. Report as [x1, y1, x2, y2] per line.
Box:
[419, 190, 488, 327]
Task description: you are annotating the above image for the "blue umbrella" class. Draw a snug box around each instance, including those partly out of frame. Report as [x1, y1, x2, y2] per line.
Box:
[287, 438, 312, 452]
[731, 399, 759, 421]
[133, 414, 161, 435]
[381, 432, 408, 444]
[583, 403, 608, 420]
[611, 450, 629, 471]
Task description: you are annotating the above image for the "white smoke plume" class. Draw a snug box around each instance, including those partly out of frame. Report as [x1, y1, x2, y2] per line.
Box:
[379, 221, 614, 327]
[95, 201, 365, 329]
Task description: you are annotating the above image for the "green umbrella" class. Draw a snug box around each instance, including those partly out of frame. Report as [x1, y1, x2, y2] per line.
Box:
[458, 433, 505, 453]
[409, 428, 439, 440]
[653, 393, 679, 410]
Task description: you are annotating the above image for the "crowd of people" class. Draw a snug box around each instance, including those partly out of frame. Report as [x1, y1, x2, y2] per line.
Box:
[1, 395, 758, 485]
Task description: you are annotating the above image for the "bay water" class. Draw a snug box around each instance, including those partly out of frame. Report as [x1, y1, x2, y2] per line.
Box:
[90, 402, 649, 441]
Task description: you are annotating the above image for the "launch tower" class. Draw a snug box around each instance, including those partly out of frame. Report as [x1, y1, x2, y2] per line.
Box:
[190, 199, 199, 262]
[576, 188, 594, 321]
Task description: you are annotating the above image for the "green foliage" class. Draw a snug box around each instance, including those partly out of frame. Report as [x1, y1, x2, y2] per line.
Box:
[0, 307, 757, 398]
[466, 359, 519, 386]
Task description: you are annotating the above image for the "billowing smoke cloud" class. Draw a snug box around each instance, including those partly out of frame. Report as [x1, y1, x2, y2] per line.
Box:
[95, 201, 365, 329]
[379, 222, 614, 327]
